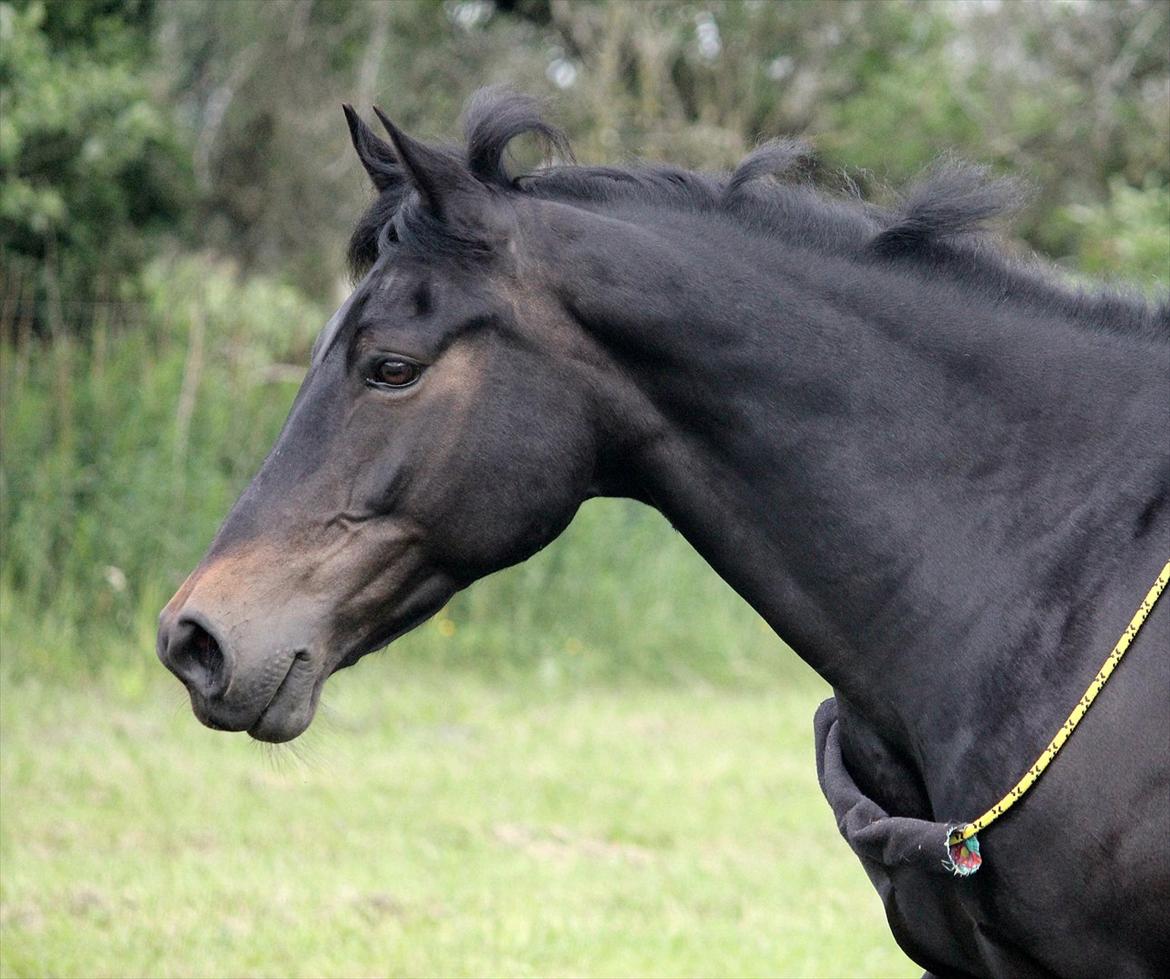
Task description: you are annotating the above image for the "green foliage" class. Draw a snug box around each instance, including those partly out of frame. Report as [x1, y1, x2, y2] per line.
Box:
[1058, 177, 1170, 291]
[4, 0, 1166, 313]
[144, 0, 1165, 281]
[0, 0, 192, 328]
[0, 254, 323, 670]
[154, 0, 552, 295]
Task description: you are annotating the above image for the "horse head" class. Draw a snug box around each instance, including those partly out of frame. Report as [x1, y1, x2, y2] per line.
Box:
[157, 95, 618, 741]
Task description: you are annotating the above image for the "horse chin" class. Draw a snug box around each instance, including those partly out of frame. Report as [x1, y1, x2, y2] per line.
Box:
[244, 635, 399, 742]
[243, 604, 446, 743]
[247, 704, 314, 744]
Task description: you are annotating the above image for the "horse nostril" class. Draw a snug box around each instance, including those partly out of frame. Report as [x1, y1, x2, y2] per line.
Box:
[191, 625, 221, 674]
[163, 617, 229, 699]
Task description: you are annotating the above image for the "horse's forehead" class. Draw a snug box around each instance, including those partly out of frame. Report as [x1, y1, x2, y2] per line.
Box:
[310, 263, 397, 367]
[311, 255, 537, 367]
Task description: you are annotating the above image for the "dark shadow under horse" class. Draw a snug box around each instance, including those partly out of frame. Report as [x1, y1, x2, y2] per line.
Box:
[157, 91, 1169, 976]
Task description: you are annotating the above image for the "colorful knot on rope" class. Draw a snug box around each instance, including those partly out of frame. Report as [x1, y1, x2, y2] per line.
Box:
[946, 832, 982, 876]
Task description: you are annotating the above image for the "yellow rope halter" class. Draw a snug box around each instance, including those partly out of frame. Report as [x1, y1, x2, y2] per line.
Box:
[946, 559, 1170, 869]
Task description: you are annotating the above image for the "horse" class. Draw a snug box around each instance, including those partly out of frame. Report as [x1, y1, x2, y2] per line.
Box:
[157, 90, 1169, 976]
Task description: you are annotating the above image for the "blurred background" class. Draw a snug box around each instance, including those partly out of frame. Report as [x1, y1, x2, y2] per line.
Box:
[1, 1, 1167, 976]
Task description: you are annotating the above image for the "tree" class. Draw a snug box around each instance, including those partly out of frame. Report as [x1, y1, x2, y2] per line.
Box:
[0, 0, 192, 333]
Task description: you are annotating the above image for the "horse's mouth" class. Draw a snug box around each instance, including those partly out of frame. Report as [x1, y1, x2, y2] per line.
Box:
[245, 651, 320, 743]
[181, 630, 423, 743]
[241, 607, 437, 742]
[168, 572, 458, 742]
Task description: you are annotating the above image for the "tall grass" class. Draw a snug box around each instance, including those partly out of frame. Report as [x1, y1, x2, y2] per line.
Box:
[1, 255, 796, 688]
[2, 257, 319, 676]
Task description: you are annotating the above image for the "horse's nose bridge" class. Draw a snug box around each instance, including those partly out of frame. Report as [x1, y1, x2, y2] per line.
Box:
[158, 538, 327, 665]
[164, 543, 280, 627]
[157, 555, 243, 684]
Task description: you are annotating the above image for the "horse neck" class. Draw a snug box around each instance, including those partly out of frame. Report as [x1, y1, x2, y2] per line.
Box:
[543, 201, 1170, 802]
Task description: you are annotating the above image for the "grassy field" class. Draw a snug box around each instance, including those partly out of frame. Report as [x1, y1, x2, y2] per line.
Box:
[0, 658, 915, 978]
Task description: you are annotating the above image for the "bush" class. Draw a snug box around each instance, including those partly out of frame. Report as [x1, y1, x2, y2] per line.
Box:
[1058, 177, 1170, 291]
[0, 0, 192, 332]
[0, 255, 322, 676]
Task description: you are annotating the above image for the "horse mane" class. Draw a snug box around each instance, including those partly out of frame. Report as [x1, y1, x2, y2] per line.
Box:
[347, 89, 1168, 342]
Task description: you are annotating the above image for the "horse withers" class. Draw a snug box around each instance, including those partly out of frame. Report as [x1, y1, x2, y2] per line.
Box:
[157, 91, 1170, 975]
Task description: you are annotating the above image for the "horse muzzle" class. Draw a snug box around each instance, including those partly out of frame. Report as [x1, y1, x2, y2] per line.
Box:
[156, 543, 337, 742]
[157, 525, 453, 741]
[157, 605, 323, 742]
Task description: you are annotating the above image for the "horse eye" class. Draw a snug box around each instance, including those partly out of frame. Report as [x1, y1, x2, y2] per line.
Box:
[369, 358, 422, 389]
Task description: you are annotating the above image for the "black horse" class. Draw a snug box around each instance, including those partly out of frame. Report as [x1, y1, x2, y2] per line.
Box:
[157, 91, 1169, 976]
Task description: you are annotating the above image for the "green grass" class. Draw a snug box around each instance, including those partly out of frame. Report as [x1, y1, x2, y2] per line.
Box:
[0, 663, 916, 978]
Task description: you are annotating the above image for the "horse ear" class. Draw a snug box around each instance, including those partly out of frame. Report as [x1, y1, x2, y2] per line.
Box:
[372, 106, 479, 220]
[342, 104, 398, 192]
